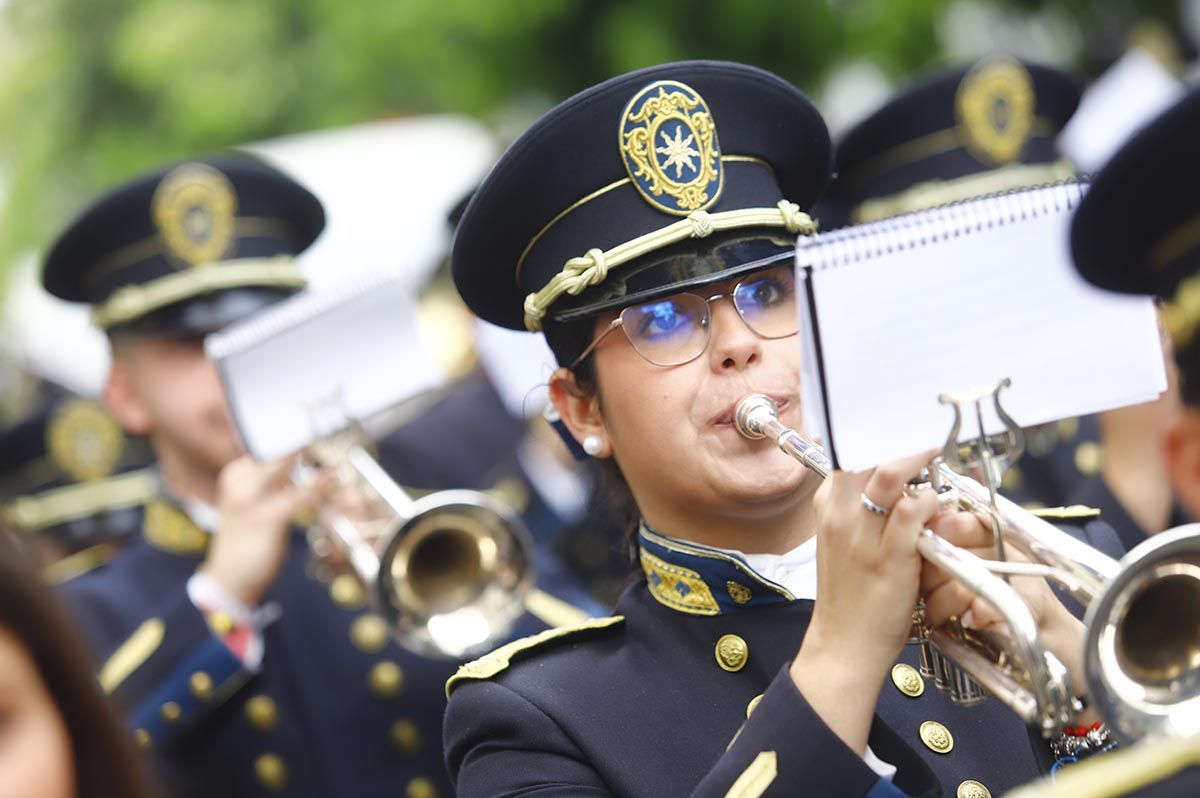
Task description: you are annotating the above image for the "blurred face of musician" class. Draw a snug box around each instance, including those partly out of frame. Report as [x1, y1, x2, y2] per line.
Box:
[552, 270, 820, 550]
[0, 624, 76, 798]
[104, 335, 241, 497]
[1165, 408, 1200, 520]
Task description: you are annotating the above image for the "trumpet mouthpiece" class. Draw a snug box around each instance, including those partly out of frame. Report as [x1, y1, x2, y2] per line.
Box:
[734, 394, 778, 440]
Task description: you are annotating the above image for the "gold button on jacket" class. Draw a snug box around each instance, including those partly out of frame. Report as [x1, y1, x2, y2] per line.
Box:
[714, 634, 749, 672]
[920, 720, 955, 754]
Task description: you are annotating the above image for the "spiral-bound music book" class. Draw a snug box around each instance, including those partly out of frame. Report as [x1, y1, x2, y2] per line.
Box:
[205, 275, 446, 462]
[796, 182, 1166, 472]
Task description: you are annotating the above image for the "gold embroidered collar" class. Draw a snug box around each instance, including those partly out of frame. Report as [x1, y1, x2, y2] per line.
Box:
[638, 523, 795, 615]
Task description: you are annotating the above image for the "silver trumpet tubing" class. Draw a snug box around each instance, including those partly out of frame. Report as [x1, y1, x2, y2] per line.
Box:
[735, 393, 1200, 742]
[303, 435, 535, 660]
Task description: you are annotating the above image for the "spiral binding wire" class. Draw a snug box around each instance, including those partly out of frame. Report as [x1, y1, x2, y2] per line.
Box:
[799, 179, 1091, 270]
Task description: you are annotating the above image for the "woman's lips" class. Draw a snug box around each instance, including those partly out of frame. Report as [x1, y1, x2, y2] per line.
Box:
[709, 394, 791, 427]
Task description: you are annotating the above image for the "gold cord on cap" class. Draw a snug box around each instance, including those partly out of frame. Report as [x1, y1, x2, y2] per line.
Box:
[522, 200, 815, 331]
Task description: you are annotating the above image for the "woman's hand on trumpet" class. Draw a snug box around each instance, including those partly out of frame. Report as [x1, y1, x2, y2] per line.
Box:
[789, 449, 940, 757]
[922, 509, 1095, 722]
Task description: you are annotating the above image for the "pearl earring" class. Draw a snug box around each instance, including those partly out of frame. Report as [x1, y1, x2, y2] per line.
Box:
[582, 434, 605, 456]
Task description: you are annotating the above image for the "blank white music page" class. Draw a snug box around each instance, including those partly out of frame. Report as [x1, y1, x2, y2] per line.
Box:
[796, 186, 1165, 472]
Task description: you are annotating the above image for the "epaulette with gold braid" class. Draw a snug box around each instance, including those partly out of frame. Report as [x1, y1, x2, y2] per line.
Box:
[446, 615, 624, 698]
[1027, 504, 1102, 521]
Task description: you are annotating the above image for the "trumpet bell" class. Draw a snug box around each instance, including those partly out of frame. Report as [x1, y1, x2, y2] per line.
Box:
[1086, 524, 1200, 743]
[376, 490, 535, 660]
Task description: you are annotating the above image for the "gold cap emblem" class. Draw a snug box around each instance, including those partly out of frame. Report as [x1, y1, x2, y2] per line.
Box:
[620, 80, 723, 215]
[955, 58, 1035, 166]
[47, 400, 125, 483]
[891, 663, 925, 698]
[919, 720, 955, 754]
[152, 163, 238, 266]
[714, 633, 749, 672]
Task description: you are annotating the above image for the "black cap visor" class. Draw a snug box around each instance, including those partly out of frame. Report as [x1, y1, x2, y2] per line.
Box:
[108, 286, 298, 339]
[551, 229, 794, 323]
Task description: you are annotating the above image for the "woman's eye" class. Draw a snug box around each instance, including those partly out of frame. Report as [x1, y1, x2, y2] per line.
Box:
[635, 302, 692, 337]
[743, 278, 788, 307]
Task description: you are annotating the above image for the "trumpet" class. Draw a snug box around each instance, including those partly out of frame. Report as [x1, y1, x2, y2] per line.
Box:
[303, 434, 534, 660]
[735, 393, 1200, 742]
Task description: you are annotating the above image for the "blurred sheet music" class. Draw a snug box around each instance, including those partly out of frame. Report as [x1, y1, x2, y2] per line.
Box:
[206, 276, 447, 461]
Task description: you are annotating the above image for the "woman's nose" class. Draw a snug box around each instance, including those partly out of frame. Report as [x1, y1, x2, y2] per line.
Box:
[707, 298, 762, 371]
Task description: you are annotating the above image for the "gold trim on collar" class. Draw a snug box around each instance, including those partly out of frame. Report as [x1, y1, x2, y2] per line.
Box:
[4, 469, 157, 530]
[90, 256, 306, 329]
[640, 526, 795, 601]
[100, 617, 165, 693]
[640, 548, 720, 615]
[515, 154, 775, 285]
[446, 615, 624, 697]
[143, 499, 209, 556]
[851, 160, 1075, 223]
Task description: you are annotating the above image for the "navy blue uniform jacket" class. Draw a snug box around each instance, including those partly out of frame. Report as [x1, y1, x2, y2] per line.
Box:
[444, 523, 1127, 798]
[60, 497, 604, 798]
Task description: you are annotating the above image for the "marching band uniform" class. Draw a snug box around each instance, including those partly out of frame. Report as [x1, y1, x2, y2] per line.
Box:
[443, 59, 1127, 798]
[42, 155, 602, 797]
[449, 523, 1125, 798]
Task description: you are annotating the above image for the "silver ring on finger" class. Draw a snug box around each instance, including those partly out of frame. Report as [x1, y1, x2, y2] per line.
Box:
[860, 491, 889, 517]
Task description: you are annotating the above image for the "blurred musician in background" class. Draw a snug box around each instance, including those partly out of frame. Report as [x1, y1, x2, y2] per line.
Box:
[40, 154, 598, 797]
[0, 394, 155, 573]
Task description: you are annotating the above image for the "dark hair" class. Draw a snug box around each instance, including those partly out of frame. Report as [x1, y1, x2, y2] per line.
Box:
[0, 528, 156, 798]
[563, 341, 644, 566]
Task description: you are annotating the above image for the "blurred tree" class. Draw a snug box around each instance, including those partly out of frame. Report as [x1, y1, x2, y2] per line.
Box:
[0, 0, 1187, 278]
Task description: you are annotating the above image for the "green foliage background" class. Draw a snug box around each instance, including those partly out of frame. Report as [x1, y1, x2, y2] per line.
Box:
[0, 0, 1185, 278]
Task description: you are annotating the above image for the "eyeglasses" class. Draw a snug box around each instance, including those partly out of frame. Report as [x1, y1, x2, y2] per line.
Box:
[569, 265, 798, 369]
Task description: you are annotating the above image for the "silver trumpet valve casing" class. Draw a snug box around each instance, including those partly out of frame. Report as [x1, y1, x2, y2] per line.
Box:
[731, 393, 1200, 739]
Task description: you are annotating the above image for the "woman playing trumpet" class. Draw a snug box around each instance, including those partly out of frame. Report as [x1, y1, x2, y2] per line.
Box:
[445, 60, 1113, 797]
